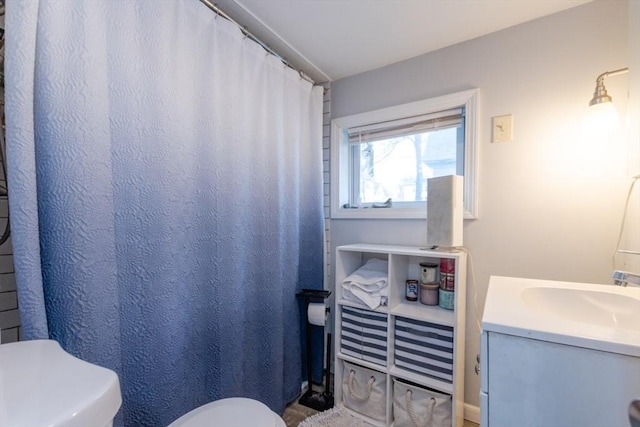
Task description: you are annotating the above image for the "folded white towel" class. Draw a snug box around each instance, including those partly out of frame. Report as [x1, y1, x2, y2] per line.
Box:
[342, 258, 389, 309]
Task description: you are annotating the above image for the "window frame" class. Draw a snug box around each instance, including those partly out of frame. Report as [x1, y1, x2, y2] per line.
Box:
[330, 89, 479, 220]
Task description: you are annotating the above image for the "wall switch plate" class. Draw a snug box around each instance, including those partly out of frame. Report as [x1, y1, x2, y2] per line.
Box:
[492, 114, 513, 143]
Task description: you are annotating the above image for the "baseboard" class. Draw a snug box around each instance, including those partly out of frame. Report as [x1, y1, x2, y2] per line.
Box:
[464, 403, 481, 424]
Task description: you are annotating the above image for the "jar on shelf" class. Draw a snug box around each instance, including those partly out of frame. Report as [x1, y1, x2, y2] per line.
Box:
[405, 280, 418, 301]
[420, 283, 439, 305]
[440, 258, 455, 291]
[439, 288, 455, 310]
[419, 262, 438, 284]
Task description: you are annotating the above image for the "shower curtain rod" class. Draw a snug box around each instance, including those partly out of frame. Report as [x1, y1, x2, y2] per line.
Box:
[199, 0, 316, 84]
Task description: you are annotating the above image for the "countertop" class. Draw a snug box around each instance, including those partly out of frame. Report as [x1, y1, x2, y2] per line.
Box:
[482, 276, 640, 357]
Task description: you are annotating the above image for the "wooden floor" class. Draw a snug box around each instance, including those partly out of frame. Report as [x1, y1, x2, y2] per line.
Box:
[282, 398, 318, 427]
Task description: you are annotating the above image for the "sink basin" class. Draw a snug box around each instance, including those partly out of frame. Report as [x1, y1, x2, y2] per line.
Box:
[522, 287, 640, 331]
[482, 276, 640, 357]
[482, 277, 640, 427]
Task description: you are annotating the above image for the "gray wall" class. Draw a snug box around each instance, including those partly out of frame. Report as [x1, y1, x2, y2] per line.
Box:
[328, 0, 636, 410]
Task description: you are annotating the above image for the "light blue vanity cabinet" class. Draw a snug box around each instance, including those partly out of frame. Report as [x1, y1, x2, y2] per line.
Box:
[481, 276, 640, 427]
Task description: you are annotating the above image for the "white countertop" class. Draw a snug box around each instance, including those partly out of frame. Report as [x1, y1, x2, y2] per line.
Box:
[482, 276, 640, 357]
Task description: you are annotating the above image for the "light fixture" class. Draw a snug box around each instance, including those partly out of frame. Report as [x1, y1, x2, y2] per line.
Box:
[584, 67, 629, 132]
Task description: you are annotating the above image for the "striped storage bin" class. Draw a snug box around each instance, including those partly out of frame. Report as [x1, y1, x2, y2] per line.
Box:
[394, 317, 454, 383]
[340, 306, 388, 366]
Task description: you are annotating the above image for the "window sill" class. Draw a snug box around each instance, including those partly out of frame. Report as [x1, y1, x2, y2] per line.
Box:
[331, 208, 476, 220]
[331, 207, 424, 220]
[331, 207, 477, 220]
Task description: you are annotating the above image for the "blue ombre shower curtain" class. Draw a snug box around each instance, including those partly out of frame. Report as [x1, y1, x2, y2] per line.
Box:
[5, 1, 323, 425]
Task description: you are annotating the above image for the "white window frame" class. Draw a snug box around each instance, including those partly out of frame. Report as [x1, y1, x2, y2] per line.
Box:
[330, 89, 479, 220]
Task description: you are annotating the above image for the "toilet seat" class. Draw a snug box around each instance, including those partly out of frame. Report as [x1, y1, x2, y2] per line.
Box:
[168, 397, 286, 427]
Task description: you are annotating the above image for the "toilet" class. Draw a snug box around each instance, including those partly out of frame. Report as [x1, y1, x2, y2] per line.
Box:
[0, 339, 121, 427]
[168, 397, 286, 427]
[0, 340, 286, 427]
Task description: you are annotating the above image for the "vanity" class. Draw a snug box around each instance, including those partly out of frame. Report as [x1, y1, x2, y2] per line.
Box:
[481, 276, 640, 427]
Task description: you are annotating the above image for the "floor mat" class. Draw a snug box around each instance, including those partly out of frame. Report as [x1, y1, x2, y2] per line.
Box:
[298, 406, 376, 427]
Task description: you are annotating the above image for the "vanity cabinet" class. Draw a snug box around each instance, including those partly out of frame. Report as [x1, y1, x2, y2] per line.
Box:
[481, 275, 640, 427]
[334, 244, 467, 427]
[480, 331, 640, 427]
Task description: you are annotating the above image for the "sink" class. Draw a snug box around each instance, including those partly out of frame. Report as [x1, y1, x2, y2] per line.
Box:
[522, 286, 640, 331]
[482, 276, 640, 357]
[482, 276, 640, 427]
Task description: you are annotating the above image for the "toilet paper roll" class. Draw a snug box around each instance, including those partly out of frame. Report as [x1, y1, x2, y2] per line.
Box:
[307, 302, 327, 326]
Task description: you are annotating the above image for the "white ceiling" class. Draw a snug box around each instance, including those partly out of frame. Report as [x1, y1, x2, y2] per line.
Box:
[214, 0, 593, 83]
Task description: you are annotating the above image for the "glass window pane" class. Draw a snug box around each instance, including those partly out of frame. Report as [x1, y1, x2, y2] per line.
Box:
[356, 126, 461, 204]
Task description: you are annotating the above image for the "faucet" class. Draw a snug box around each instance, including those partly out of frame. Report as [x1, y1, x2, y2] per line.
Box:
[611, 270, 640, 287]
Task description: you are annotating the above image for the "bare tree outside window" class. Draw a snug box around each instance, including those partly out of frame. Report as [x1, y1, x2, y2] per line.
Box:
[357, 127, 459, 205]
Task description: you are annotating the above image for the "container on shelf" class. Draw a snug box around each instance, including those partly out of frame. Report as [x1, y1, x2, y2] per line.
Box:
[440, 258, 455, 272]
[439, 288, 455, 310]
[342, 361, 387, 422]
[419, 283, 439, 306]
[340, 306, 388, 366]
[392, 378, 452, 427]
[394, 317, 454, 382]
[405, 280, 418, 301]
[440, 258, 455, 291]
[419, 262, 439, 284]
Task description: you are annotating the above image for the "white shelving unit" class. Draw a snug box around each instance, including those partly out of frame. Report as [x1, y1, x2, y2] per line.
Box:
[334, 243, 467, 427]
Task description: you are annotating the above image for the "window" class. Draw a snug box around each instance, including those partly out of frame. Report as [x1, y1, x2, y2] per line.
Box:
[349, 108, 464, 207]
[331, 89, 478, 219]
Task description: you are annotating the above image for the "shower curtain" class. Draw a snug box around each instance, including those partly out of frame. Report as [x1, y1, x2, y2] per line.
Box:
[5, 1, 323, 426]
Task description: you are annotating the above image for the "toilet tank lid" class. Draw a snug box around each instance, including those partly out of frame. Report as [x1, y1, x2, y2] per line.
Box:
[0, 339, 122, 427]
[168, 397, 283, 427]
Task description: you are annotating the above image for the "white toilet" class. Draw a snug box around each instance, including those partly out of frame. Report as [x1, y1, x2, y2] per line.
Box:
[0, 340, 286, 427]
[168, 397, 286, 427]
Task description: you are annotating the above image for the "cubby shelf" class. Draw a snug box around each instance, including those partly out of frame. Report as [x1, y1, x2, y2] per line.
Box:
[334, 243, 467, 427]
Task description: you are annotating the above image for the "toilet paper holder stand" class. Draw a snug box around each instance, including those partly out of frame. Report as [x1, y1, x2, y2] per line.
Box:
[296, 289, 333, 412]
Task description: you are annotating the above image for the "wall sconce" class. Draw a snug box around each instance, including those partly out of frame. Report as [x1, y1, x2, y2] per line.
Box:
[584, 67, 629, 132]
